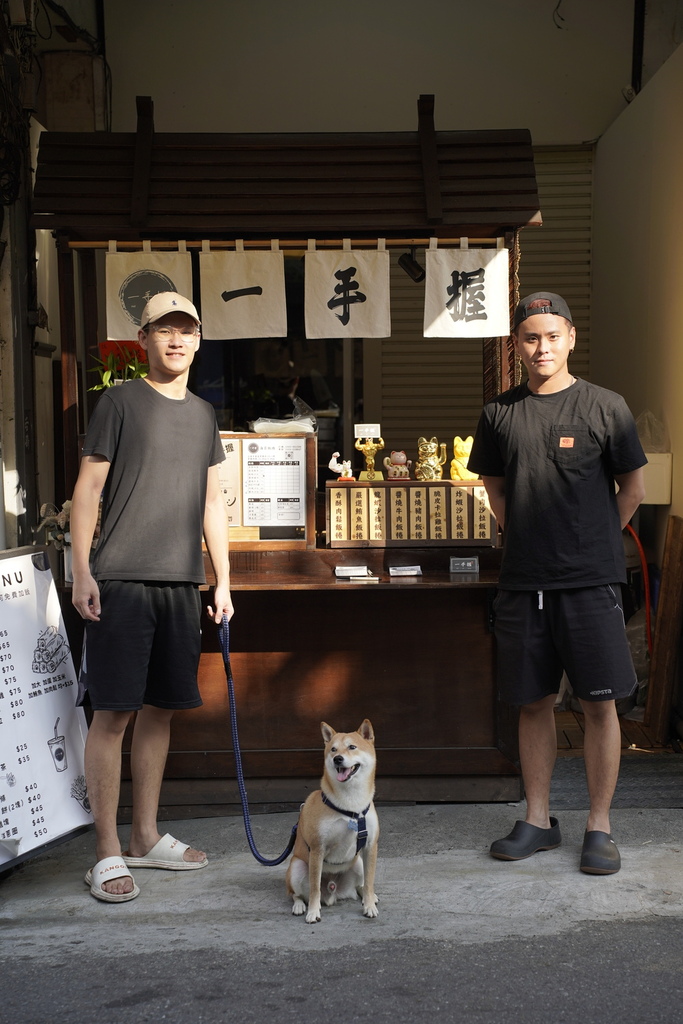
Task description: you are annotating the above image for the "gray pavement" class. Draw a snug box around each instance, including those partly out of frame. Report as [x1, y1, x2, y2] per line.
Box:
[2, 800, 683, 1023]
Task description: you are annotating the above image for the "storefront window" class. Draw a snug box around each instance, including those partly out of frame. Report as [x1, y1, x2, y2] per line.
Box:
[189, 256, 362, 486]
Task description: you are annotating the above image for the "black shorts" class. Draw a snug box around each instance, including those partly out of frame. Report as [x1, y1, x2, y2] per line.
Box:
[78, 580, 203, 711]
[492, 585, 637, 706]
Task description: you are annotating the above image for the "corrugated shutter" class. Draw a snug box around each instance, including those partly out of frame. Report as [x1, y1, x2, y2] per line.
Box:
[363, 250, 483, 457]
[517, 145, 594, 380]
[361, 145, 593, 457]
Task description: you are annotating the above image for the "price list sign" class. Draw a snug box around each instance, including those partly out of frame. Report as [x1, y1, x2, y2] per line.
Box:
[242, 438, 306, 527]
[0, 548, 91, 869]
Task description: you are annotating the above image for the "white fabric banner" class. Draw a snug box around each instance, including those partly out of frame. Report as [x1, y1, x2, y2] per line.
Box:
[199, 250, 287, 339]
[423, 247, 510, 338]
[305, 249, 391, 338]
[105, 251, 193, 339]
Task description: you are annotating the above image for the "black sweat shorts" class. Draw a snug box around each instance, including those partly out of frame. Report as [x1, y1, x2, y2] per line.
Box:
[78, 580, 203, 711]
[492, 585, 637, 706]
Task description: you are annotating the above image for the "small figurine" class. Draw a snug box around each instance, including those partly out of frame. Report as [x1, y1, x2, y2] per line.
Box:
[355, 436, 385, 481]
[450, 435, 479, 481]
[328, 452, 355, 480]
[414, 436, 447, 480]
[383, 450, 412, 479]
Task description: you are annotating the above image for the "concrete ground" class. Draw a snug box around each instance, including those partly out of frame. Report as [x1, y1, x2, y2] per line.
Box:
[2, 800, 683, 1023]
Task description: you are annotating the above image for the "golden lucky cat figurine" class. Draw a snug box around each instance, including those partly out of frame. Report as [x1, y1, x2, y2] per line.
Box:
[450, 435, 479, 480]
[414, 437, 447, 480]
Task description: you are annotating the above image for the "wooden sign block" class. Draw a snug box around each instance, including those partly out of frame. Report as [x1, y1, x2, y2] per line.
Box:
[368, 487, 386, 541]
[450, 485, 469, 540]
[473, 486, 493, 541]
[429, 486, 447, 540]
[329, 486, 349, 542]
[350, 487, 369, 541]
[390, 486, 408, 540]
[409, 486, 428, 541]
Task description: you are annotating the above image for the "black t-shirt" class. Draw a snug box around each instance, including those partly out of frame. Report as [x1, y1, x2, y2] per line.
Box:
[468, 378, 647, 590]
[82, 379, 224, 584]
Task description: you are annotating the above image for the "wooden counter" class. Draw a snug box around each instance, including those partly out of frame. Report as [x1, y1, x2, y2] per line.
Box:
[134, 547, 521, 819]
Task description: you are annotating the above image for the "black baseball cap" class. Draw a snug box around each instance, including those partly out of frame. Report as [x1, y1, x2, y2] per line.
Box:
[513, 292, 573, 329]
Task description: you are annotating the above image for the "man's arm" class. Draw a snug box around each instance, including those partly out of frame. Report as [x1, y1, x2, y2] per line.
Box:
[203, 463, 234, 623]
[482, 475, 506, 528]
[615, 467, 646, 529]
[70, 454, 110, 621]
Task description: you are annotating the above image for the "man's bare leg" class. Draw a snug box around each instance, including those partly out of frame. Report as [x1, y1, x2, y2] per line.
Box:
[126, 705, 206, 864]
[518, 693, 558, 829]
[579, 698, 621, 834]
[84, 709, 135, 895]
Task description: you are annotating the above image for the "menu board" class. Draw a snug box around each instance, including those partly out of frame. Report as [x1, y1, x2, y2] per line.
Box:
[241, 437, 307, 527]
[0, 548, 91, 868]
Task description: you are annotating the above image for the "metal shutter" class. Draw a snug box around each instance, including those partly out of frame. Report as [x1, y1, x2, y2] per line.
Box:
[362, 250, 483, 458]
[517, 145, 594, 380]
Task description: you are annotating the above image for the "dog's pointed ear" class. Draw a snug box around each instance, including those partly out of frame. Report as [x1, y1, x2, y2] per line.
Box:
[321, 722, 335, 744]
[358, 719, 375, 742]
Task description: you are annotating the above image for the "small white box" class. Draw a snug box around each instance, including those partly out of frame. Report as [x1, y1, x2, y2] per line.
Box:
[642, 452, 672, 505]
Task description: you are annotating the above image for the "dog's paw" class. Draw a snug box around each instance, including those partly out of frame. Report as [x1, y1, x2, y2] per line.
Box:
[305, 907, 321, 924]
[291, 899, 307, 916]
[363, 900, 379, 919]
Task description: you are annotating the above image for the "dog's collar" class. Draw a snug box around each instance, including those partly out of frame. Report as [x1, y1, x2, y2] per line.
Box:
[321, 792, 370, 853]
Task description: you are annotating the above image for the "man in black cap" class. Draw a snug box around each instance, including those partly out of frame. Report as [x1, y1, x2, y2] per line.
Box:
[468, 292, 647, 874]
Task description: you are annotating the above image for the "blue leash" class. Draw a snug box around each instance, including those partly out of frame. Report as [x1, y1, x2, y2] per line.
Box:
[217, 615, 298, 866]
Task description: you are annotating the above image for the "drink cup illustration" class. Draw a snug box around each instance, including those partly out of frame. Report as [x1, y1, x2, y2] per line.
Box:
[48, 716, 67, 772]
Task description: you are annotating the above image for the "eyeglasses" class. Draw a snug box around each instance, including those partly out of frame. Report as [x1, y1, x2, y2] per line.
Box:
[147, 325, 199, 340]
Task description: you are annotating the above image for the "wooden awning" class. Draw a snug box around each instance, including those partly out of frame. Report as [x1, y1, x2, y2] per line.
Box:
[32, 95, 541, 241]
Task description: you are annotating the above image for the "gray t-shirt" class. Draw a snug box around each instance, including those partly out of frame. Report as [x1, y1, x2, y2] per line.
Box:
[468, 378, 647, 590]
[82, 379, 224, 584]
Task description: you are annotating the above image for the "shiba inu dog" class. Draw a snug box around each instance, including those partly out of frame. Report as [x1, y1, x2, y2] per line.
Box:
[286, 720, 379, 923]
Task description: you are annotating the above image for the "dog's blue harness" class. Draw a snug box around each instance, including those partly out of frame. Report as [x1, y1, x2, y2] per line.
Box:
[321, 792, 370, 854]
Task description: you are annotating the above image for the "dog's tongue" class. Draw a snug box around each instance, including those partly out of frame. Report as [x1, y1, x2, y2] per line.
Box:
[337, 766, 354, 782]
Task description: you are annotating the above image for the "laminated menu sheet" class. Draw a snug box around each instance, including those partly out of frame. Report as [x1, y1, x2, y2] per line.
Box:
[241, 436, 307, 527]
[0, 548, 91, 868]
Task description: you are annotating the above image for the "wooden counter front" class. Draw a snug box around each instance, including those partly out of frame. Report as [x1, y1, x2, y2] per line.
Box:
[135, 548, 521, 819]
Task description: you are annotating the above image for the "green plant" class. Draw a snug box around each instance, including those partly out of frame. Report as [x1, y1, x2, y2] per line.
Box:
[88, 347, 149, 390]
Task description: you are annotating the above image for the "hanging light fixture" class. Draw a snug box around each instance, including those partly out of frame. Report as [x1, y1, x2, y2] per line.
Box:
[398, 247, 426, 282]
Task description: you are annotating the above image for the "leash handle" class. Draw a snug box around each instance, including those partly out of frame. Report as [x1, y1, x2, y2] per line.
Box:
[218, 614, 297, 866]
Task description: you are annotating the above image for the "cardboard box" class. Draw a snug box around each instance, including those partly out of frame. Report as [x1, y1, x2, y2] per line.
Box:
[642, 452, 672, 505]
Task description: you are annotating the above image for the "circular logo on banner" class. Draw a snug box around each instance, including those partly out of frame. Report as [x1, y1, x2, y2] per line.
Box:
[119, 270, 176, 326]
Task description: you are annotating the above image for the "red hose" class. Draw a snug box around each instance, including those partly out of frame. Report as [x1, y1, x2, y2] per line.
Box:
[626, 523, 653, 655]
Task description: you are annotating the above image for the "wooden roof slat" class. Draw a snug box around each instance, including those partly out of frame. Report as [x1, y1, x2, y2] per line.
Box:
[33, 211, 540, 233]
[36, 195, 539, 218]
[34, 176, 538, 202]
[37, 126, 531, 149]
[36, 141, 534, 168]
[34, 161, 538, 190]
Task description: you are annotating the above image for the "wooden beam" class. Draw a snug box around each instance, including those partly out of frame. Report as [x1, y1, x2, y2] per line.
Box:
[56, 236, 79, 494]
[645, 514, 683, 744]
[130, 95, 154, 228]
[417, 94, 443, 223]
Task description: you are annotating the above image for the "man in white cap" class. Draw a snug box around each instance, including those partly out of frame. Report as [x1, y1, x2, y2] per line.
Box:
[468, 292, 646, 875]
[71, 292, 233, 902]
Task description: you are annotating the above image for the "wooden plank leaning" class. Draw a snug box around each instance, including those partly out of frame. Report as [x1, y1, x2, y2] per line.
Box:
[645, 514, 683, 745]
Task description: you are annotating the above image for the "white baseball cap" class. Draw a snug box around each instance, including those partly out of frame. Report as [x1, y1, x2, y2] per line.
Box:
[140, 292, 201, 328]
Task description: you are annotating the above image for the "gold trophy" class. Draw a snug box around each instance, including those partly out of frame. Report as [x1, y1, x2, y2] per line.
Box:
[355, 436, 385, 481]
